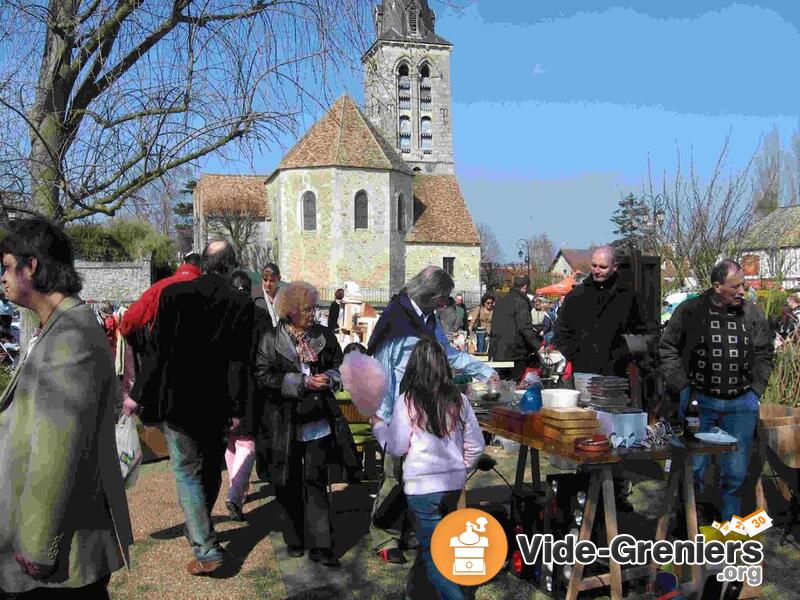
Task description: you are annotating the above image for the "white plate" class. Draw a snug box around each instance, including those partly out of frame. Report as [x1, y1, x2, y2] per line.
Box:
[514, 389, 526, 397]
[694, 431, 737, 444]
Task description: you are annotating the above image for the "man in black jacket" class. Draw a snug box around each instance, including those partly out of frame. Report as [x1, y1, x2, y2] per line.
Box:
[133, 240, 254, 576]
[554, 246, 643, 376]
[489, 275, 540, 381]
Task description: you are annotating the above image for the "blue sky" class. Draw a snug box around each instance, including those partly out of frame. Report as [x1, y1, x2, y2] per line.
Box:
[201, 0, 800, 260]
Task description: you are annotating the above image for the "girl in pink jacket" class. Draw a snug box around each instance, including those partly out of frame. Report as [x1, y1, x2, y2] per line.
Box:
[372, 337, 485, 600]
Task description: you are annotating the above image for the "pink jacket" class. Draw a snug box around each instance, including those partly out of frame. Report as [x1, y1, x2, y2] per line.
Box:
[373, 394, 484, 496]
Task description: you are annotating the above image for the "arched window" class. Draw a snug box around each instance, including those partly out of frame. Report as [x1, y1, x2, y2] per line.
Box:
[302, 191, 316, 231]
[397, 63, 411, 111]
[397, 193, 406, 233]
[419, 64, 431, 111]
[420, 116, 432, 153]
[354, 190, 368, 229]
[399, 115, 411, 153]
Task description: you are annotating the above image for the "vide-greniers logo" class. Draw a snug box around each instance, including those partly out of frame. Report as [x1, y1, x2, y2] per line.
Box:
[431, 509, 508, 586]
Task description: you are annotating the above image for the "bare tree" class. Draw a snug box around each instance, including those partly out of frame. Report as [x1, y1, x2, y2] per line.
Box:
[476, 221, 504, 291]
[0, 0, 371, 221]
[205, 195, 270, 272]
[527, 233, 554, 273]
[639, 137, 755, 288]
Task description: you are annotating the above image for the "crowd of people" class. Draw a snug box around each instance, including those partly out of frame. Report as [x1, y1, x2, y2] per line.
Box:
[0, 217, 500, 599]
[0, 217, 781, 598]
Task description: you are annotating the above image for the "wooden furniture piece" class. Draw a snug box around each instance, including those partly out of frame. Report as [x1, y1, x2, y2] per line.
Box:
[479, 421, 737, 600]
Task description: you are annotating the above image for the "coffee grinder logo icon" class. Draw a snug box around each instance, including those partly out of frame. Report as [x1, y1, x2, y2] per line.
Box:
[450, 517, 489, 576]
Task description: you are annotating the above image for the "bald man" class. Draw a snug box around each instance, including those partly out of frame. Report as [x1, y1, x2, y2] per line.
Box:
[554, 246, 643, 377]
[131, 239, 254, 575]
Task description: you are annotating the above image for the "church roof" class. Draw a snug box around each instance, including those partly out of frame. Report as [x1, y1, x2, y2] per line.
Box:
[194, 174, 269, 218]
[276, 95, 413, 175]
[406, 174, 480, 246]
[372, 1, 451, 47]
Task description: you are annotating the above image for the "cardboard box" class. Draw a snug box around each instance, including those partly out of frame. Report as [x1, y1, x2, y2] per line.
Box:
[596, 410, 647, 443]
[138, 423, 169, 463]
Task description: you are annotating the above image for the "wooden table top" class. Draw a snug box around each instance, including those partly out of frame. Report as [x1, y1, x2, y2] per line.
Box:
[479, 420, 737, 466]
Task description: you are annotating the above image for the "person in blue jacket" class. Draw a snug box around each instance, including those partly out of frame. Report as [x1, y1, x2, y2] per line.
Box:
[367, 266, 498, 565]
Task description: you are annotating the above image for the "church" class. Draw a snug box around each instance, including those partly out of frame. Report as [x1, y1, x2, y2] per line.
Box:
[193, 0, 481, 297]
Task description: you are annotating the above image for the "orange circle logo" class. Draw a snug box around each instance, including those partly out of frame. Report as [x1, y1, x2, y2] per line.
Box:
[431, 508, 508, 586]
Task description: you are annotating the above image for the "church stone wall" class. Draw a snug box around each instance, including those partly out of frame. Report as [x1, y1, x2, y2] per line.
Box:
[274, 167, 401, 290]
[405, 243, 481, 295]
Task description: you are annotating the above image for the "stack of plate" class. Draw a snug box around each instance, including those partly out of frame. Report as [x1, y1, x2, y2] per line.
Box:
[586, 376, 630, 409]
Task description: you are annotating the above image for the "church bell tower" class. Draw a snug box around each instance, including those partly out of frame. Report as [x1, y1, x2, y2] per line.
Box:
[362, 0, 454, 174]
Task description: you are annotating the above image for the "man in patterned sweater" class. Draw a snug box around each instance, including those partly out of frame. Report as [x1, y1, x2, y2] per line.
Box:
[660, 259, 774, 520]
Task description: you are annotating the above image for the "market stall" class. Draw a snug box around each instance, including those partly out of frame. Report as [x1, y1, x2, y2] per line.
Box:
[478, 415, 736, 600]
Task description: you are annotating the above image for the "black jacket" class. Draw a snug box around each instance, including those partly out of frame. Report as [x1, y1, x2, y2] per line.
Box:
[132, 274, 254, 432]
[554, 274, 643, 376]
[255, 322, 360, 487]
[489, 288, 539, 360]
[658, 291, 774, 397]
[328, 300, 341, 332]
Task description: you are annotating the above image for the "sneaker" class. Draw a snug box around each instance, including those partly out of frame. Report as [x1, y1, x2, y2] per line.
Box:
[225, 499, 245, 522]
[377, 547, 407, 564]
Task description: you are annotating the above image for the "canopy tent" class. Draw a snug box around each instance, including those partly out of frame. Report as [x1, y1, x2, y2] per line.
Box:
[536, 275, 577, 296]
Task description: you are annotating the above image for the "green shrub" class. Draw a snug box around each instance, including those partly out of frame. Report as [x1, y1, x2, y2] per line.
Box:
[762, 337, 800, 406]
[66, 223, 130, 261]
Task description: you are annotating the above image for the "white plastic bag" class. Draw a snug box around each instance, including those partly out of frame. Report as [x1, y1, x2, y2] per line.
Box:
[116, 413, 142, 488]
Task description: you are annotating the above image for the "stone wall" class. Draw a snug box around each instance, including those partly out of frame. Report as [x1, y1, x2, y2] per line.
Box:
[76, 260, 151, 303]
[405, 243, 481, 294]
[273, 166, 410, 290]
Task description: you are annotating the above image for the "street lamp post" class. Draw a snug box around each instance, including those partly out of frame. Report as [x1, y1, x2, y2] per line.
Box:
[516, 238, 531, 281]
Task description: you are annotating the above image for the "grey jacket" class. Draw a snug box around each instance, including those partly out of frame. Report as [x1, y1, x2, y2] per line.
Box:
[0, 297, 133, 592]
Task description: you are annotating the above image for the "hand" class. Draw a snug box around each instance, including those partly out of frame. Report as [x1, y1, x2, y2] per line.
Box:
[487, 372, 501, 387]
[121, 396, 140, 417]
[304, 374, 330, 391]
[14, 554, 54, 581]
[369, 415, 384, 427]
[230, 417, 242, 431]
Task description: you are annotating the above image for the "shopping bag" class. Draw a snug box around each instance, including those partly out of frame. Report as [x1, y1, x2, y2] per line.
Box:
[116, 413, 143, 488]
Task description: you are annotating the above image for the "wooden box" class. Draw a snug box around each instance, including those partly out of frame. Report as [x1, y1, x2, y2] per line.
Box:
[490, 405, 526, 435]
[522, 413, 543, 438]
[760, 404, 800, 429]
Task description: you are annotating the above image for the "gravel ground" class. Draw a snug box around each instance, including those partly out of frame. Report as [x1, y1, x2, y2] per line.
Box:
[109, 443, 800, 599]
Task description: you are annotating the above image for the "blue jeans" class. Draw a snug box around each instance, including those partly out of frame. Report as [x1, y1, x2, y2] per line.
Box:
[165, 424, 225, 561]
[407, 490, 463, 600]
[686, 390, 759, 520]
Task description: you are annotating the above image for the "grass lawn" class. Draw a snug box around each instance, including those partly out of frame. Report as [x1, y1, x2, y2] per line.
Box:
[110, 442, 800, 599]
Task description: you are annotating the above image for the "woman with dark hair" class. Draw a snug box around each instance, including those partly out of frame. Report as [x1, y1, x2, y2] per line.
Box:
[370, 337, 484, 600]
[255, 281, 361, 567]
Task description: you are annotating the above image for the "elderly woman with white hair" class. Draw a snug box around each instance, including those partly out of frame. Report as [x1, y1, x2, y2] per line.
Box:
[255, 281, 361, 567]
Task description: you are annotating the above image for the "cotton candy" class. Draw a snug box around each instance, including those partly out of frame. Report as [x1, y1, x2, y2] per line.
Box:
[340, 351, 388, 417]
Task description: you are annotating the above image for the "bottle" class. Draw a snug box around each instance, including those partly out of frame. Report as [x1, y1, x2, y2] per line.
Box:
[683, 396, 700, 440]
